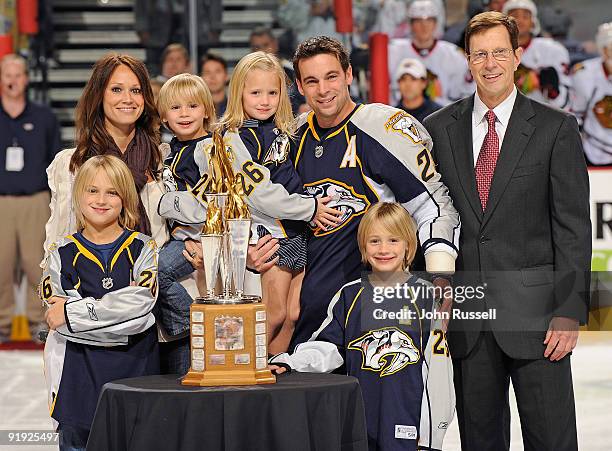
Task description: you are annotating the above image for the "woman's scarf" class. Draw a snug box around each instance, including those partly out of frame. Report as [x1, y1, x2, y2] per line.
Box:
[104, 128, 153, 235]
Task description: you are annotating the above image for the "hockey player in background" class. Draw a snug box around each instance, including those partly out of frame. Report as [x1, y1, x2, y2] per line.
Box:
[570, 22, 612, 166]
[388, 0, 474, 105]
[270, 202, 454, 451]
[503, 0, 572, 109]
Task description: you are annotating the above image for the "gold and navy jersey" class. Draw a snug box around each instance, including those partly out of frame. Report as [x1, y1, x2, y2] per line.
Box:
[271, 275, 455, 451]
[158, 129, 318, 243]
[162, 134, 212, 241]
[41, 230, 159, 430]
[235, 118, 306, 239]
[289, 103, 460, 349]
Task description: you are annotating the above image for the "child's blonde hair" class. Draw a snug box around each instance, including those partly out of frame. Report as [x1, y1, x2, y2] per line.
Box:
[73, 155, 140, 231]
[357, 202, 418, 270]
[157, 73, 216, 132]
[218, 51, 294, 135]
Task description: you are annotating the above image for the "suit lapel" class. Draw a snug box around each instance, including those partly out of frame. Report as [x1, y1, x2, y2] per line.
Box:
[446, 96, 483, 221]
[481, 93, 535, 228]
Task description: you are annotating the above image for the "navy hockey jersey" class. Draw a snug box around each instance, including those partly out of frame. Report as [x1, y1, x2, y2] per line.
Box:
[158, 131, 318, 243]
[271, 275, 455, 451]
[233, 118, 306, 239]
[162, 134, 211, 241]
[41, 230, 159, 430]
[289, 104, 460, 349]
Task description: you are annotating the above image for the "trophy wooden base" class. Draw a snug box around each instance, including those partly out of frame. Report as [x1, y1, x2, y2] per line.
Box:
[182, 299, 276, 387]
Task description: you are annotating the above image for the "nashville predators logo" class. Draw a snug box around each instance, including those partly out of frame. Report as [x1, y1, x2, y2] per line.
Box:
[385, 112, 422, 144]
[262, 132, 290, 165]
[304, 179, 369, 236]
[593, 95, 612, 129]
[162, 165, 178, 193]
[348, 327, 420, 377]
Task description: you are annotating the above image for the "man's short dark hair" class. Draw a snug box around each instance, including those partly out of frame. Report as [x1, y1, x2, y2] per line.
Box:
[464, 11, 519, 55]
[249, 26, 276, 42]
[200, 51, 228, 71]
[292, 36, 350, 82]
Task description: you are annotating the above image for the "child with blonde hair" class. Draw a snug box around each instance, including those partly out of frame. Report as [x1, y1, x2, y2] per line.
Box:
[270, 202, 454, 451]
[42, 155, 159, 450]
[155, 73, 216, 373]
[219, 51, 340, 353]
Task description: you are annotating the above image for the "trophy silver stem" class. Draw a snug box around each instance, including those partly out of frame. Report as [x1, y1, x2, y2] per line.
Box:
[227, 218, 252, 298]
[200, 234, 223, 298]
[221, 231, 233, 299]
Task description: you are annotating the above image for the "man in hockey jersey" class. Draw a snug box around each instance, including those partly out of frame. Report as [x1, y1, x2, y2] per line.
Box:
[503, 0, 572, 109]
[388, 0, 474, 105]
[270, 203, 454, 451]
[570, 22, 612, 166]
[285, 36, 460, 350]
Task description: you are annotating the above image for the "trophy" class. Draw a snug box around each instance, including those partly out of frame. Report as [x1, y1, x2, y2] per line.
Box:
[182, 132, 275, 386]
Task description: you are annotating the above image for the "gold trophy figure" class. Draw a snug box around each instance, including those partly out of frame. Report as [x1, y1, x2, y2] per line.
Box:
[183, 132, 275, 386]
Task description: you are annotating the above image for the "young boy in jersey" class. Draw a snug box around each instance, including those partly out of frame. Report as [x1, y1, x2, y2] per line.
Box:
[41, 155, 159, 451]
[218, 51, 341, 354]
[270, 202, 455, 451]
[155, 73, 217, 374]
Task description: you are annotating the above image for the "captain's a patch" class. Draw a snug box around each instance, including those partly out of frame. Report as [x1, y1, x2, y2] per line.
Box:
[385, 112, 422, 144]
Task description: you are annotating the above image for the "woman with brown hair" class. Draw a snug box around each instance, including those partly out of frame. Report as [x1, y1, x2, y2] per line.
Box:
[43, 53, 169, 260]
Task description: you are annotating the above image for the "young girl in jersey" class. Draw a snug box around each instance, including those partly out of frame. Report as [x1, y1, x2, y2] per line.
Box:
[155, 73, 216, 374]
[270, 202, 455, 451]
[218, 51, 340, 354]
[42, 155, 159, 451]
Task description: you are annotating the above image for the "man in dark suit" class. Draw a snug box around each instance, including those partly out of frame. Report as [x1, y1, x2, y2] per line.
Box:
[423, 11, 591, 451]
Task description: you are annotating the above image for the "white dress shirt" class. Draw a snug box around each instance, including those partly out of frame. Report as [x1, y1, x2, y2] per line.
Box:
[472, 87, 518, 166]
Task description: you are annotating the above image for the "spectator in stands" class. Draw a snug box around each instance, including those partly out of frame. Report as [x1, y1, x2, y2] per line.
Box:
[43, 54, 170, 270]
[503, 0, 572, 109]
[570, 22, 612, 166]
[394, 57, 442, 122]
[157, 44, 191, 83]
[388, 0, 474, 105]
[135, 0, 222, 77]
[200, 52, 228, 117]
[277, 0, 340, 46]
[249, 27, 308, 113]
[135, 0, 185, 76]
[0, 54, 61, 342]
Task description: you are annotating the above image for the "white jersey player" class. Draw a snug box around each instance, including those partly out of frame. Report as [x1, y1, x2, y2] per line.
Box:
[570, 22, 612, 165]
[518, 37, 572, 109]
[388, 38, 474, 106]
[504, 0, 572, 110]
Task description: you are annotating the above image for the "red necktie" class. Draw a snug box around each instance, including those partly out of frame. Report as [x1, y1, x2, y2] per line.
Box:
[475, 110, 499, 210]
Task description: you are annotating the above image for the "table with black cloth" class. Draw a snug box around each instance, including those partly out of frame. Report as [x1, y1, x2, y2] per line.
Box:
[87, 372, 368, 451]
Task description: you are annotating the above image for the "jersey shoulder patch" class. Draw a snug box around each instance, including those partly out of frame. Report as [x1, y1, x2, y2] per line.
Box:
[384, 111, 423, 144]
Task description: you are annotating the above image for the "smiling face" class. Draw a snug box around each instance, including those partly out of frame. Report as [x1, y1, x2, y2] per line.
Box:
[80, 168, 123, 233]
[364, 223, 409, 274]
[296, 53, 355, 128]
[242, 68, 280, 121]
[102, 64, 144, 136]
[468, 25, 522, 109]
[162, 98, 208, 141]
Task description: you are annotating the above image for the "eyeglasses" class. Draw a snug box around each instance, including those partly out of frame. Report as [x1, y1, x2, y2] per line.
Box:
[468, 48, 514, 64]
